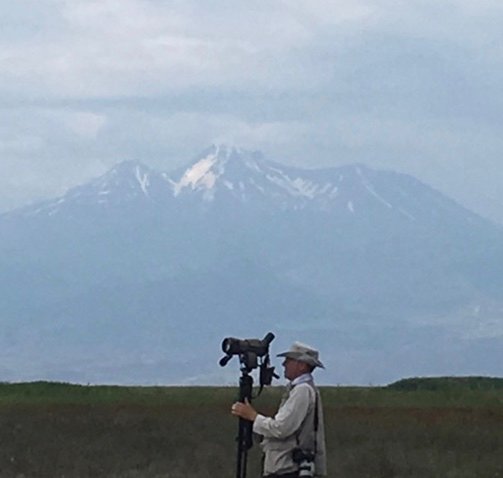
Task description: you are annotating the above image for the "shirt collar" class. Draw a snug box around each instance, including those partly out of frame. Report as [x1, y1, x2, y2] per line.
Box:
[291, 372, 313, 387]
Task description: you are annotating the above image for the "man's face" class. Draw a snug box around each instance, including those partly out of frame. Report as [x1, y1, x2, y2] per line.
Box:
[282, 357, 306, 381]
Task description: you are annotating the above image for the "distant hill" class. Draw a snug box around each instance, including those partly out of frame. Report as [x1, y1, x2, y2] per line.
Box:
[388, 376, 503, 391]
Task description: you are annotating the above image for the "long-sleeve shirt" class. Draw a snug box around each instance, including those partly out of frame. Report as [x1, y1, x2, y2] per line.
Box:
[253, 374, 327, 476]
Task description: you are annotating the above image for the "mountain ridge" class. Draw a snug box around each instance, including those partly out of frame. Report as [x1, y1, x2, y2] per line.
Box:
[3, 144, 494, 229]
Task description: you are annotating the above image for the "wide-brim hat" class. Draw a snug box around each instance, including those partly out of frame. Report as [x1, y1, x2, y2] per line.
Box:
[277, 341, 325, 369]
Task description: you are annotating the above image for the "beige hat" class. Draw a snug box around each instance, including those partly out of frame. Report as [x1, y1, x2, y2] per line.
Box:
[277, 341, 324, 369]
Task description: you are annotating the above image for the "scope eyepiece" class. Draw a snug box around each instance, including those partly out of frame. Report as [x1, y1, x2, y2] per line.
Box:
[262, 332, 275, 346]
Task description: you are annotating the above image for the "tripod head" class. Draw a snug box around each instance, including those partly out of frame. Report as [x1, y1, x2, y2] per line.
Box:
[219, 332, 278, 385]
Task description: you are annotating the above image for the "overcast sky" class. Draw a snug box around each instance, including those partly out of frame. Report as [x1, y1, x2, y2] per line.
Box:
[1, 0, 503, 222]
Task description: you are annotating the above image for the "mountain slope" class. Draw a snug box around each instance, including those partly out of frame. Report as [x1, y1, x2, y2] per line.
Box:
[1, 145, 502, 383]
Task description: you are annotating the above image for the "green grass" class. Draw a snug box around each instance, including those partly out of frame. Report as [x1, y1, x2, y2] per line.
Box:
[0, 381, 234, 405]
[0, 379, 501, 477]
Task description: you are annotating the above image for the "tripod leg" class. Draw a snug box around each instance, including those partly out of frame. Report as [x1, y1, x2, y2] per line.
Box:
[237, 418, 252, 478]
[235, 373, 254, 478]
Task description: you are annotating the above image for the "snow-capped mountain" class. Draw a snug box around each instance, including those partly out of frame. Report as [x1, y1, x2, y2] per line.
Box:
[170, 145, 346, 208]
[0, 145, 502, 384]
[165, 145, 488, 229]
[169, 144, 426, 215]
[9, 144, 490, 230]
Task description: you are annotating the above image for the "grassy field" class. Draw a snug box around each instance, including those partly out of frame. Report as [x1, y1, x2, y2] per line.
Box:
[0, 378, 501, 477]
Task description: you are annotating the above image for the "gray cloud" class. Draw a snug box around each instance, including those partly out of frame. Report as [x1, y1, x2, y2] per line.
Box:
[1, 0, 503, 222]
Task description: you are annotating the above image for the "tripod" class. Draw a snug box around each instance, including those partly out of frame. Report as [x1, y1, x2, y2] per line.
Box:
[218, 333, 277, 478]
[236, 368, 254, 478]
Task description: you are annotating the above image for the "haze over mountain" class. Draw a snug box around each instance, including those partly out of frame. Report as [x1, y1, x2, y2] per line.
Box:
[1, 145, 502, 384]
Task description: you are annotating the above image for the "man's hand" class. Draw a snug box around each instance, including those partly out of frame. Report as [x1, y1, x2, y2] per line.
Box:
[231, 398, 258, 422]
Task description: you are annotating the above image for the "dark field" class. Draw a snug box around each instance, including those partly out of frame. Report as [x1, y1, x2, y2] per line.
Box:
[0, 380, 502, 477]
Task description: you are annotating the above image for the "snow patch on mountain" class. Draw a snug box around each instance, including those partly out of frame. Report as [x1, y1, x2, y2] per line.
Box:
[135, 166, 150, 196]
[361, 178, 393, 209]
[173, 151, 221, 196]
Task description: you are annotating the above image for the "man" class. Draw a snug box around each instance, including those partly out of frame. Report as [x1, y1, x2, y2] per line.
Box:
[231, 342, 327, 477]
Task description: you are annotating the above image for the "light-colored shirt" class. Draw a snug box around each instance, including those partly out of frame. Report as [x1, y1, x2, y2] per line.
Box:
[253, 374, 327, 476]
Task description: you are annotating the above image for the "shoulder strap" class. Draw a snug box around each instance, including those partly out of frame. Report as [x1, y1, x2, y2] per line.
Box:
[313, 388, 319, 454]
[294, 382, 319, 454]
